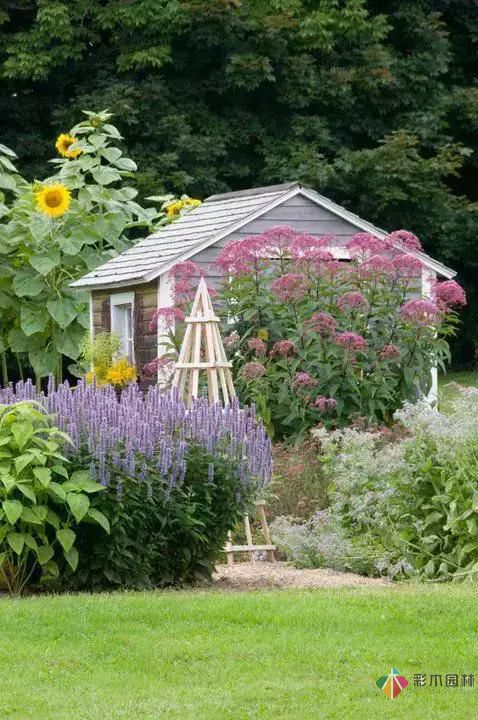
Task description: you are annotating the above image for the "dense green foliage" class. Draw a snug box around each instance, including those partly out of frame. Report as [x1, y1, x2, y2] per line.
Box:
[0, 112, 164, 384]
[66, 445, 248, 590]
[0, 401, 108, 594]
[321, 394, 478, 581]
[1, 1, 477, 361]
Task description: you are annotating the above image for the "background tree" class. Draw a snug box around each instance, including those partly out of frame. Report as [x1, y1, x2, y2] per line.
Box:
[0, 0, 477, 363]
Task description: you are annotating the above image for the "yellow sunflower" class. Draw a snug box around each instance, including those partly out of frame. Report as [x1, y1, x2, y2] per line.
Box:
[166, 197, 202, 218]
[35, 184, 71, 218]
[55, 133, 82, 159]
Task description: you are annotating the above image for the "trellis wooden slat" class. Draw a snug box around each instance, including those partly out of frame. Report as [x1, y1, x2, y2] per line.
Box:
[172, 277, 236, 406]
[173, 281, 275, 563]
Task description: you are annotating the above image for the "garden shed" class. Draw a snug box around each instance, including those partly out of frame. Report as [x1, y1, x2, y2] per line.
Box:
[72, 181, 455, 398]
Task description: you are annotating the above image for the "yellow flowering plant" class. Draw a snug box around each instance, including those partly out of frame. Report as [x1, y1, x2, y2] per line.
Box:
[0, 111, 166, 386]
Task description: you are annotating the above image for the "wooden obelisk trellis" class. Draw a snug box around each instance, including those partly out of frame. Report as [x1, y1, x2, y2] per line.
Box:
[172, 278, 275, 563]
[172, 277, 236, 405]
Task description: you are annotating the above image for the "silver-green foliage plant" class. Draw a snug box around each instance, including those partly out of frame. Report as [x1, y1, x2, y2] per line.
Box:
[322, 393, 478, 581]
[0, 110, 166, 384]
[0, 401, 109, 595]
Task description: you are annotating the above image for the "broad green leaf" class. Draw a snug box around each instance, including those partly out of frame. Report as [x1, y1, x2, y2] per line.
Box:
[64, 546, 79, 571]
[20, 305, 50, 336]
[46, 297, 77, 329]
[86, 508, 110, 533]
[7, 532, 25, 555]
[66, 492, 90, 522]
[14, 453, 34, 475]
[53, 324, 84, 360]
[33, 505, 48, 522]
[0, 173, 17, 192]
[28, 349, 59, 378]
[33, 467, 51, 488]
[59, 237, 84, 255]
[29, 252, 60, 276]
[0, 156, 18, 173]
[56, 528, 76, 553]
[43, 560, 59, 578]
[113, 157, 137, 172]
[23, 533, 38, 551]
[21, 506, 42, 524]
[46, 508, 60, 530]
[100, 147, 122, 163]
[51, 464, 69, 479]
[0, 474, 15, 492]
[48, 482, 66, 501]
[2, 499, 23, 524]
[8, 328, 43, 353]
[18, 483, 36, 503]
[37, 544, 54, 565]
[12, 420, 34, 450]
[91, 167, 121, 185]
[12, 272, 45, 298]
[0, 143, 17, 158]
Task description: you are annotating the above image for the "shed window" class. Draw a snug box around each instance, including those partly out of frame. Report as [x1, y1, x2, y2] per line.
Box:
[110, 292, 134, 362]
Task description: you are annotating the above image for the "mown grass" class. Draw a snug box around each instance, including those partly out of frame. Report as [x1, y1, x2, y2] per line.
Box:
[0, 585, 476, 719]
[438, 369, 478, 413]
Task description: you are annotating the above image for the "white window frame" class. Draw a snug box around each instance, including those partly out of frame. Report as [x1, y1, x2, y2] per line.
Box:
[110, 291, 135, 363]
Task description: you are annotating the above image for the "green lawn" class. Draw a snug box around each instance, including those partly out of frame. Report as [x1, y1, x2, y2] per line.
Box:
[438, 369, 478, 412]
[0, 585, 477, 719]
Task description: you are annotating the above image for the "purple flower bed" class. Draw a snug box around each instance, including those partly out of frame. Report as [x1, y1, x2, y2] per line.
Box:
[0, 380, 272, 493]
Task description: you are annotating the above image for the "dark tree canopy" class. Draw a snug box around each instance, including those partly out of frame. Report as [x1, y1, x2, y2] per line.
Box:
[1, 0, 477, 362]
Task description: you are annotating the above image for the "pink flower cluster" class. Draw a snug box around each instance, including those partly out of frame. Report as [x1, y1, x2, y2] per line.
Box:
[380, 344, 401, 361]
[334, 331, 368, 351]
[292, 372, 318, 390]
[171, 260, 204, 306]
[142, 355, 174, 378]
[305, 312, 338, 337]
[213, 235, 269, 275]
[271, 273, 309, 303]
[247, 337, 267, 356]
[399, 299, 441, 326]
[337, 291, 369, 311]
[432, 280, 466, 308]
[359, 255, 393, 278]
[387, 229, 423, 253]
[391, 254, 423, 279]
[270, 340, 298, 358]
[149, 306, 185, 332]
[242, 361, 266, 380]
[347, 233, 386, 257]
[311, 396, 337, 412]
[223, 331, 240, 350]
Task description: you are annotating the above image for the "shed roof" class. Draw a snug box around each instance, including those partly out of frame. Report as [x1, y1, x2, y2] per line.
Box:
[71, 182, 455, 289]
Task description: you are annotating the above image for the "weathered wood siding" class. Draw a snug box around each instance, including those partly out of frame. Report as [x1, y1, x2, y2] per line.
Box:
[192, 195, 377, 284]
[91, 281, 158, 381]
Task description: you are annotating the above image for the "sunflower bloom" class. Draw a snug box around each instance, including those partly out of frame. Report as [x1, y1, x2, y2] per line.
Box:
[55, 133, 82, 159]
[36, 184, 71, 218]
[166, 197, 202, 218]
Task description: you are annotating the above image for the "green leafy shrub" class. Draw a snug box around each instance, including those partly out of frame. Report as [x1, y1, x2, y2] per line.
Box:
[66, 445, 249, 589]
[0, 401, 108, 594]
[0, 381, 271, 590]
[322, 394, 478, 581]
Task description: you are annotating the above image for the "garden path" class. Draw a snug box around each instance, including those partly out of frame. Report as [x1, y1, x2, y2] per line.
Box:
[212, 562, 390, 591]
